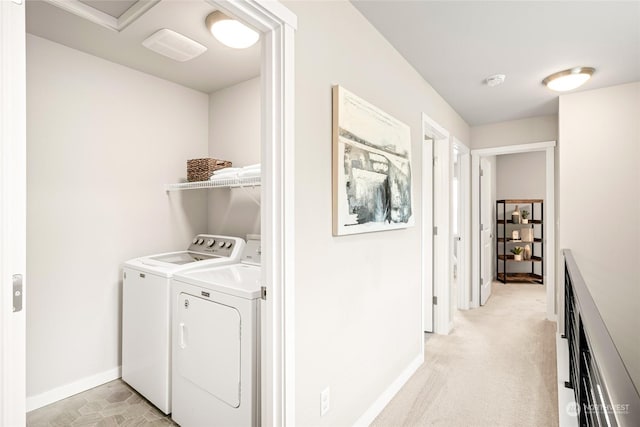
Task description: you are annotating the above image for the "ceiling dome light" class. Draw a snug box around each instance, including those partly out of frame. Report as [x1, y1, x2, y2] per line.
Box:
[205, 11, 259, 49]
[543, 67, 595, 92]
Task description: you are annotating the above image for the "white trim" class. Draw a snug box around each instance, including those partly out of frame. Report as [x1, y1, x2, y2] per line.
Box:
[470, 141, 557, 320]
[470, 140, 555, 156]
[26, 367, 121, 412]
[453, 138, 471, 310]
[422, 113, 451, 335]
[205, 1, 297, 425]
[353, 353, 424, 427]
[545, 147, 557, 321]
[421, 135, 433, 334]
[422, 114, 449, 140]
[556, 333, 579, 427]
[471, 154, 480, 308]
[0, 0, 26, 425]
[43, 0, 160, 32]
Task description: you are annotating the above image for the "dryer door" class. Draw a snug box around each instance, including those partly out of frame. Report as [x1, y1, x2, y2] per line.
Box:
[176, 293, 241, 408]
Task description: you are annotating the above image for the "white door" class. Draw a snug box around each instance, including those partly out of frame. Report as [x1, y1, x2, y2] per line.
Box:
[422, 138, 433, 332]
[480, 158, 492, 305]
[433, 137, 451, 332]
[0, 0, 27, 424]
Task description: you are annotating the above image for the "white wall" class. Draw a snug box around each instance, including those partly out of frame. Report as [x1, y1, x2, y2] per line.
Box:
[207, 77, 261, 238]
[558, 82, 640, 390]
[496, 152, 546, 199]
[496, 152, 545, 275]
[26, 35, 209, 398]
[283, 1, 469, 425]
[471, 114, 558, 150]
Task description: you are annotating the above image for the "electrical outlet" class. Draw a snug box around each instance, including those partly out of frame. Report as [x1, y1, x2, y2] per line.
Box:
[320, 386, 330, 416]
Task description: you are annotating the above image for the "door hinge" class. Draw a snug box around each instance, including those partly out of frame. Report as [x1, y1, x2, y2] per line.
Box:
[480, 277, 484, 286]
[433, 226, 438, 236]
[433, 156, 438, 167]
[433, 296, 438, 305]
[13, 274, 23, 313]
[261, 286, 267, 300]
[480, 168, 484, 177]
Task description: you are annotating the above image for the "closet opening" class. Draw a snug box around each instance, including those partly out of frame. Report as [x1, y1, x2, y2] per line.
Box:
[15, 1, 296, 425]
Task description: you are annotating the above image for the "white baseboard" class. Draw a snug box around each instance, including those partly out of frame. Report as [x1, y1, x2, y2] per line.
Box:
[354, 353, 424, 427]
[556, 334, 578, 427]
[26, 366, 121, 412]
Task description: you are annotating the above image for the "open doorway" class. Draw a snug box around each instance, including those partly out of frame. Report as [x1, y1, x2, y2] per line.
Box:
[451, 139, 470, 312]
[471, 141, 556, 320]
[0, 1, 296, 425]
[422, 115, 471, 338]
[423, 114, 473, 336]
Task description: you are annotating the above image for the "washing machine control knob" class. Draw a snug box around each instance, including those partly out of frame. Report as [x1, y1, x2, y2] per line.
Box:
[218, 241, 225, 248]
[192, 237, 199, 244]
[225, 242, 232, 248]
[206, 239, 215, 247]
[197, 238, 204, 245]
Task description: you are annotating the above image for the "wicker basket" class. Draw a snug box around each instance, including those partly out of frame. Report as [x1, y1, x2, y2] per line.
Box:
[187, 158, 232, 182]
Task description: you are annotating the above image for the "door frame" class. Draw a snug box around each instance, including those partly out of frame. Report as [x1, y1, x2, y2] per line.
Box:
[470, 141, 556, 321]
[0, 1, 298, 425]
[421, 129, 433, 334]
[0, 0, 27, 425]
[422, 113, 452, 335]
[452, 138, 471, 310]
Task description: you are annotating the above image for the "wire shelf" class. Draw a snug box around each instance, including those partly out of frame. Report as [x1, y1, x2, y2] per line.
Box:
[165, 175, 261, 191]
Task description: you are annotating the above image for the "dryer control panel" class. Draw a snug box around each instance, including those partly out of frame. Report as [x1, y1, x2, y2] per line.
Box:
[188, 234, 243, 258]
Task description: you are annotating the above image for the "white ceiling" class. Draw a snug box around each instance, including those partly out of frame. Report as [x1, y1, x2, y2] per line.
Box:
[352, 1, 640, 126]
[77, 0, 137, 18]
[26, 0, 261, 94]
[24, 1, 640, 124]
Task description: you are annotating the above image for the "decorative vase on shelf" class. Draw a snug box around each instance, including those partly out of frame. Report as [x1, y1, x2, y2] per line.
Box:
[524, 245, 531, 260]
[511, 205, 521, 224]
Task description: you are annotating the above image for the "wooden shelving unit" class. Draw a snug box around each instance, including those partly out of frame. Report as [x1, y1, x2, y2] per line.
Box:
[496, 199, 543, 284]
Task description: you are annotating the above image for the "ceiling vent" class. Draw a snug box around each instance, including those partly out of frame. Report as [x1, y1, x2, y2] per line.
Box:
[142, 29, 207, 62]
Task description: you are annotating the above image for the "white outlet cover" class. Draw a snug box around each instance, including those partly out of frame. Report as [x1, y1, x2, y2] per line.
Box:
[320, 387, 330, 416]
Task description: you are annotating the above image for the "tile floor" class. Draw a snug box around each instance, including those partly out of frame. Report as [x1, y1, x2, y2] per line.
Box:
[26, 379, 177, 427]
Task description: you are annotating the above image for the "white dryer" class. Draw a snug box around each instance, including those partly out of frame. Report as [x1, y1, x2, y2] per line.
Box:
[171, 238, 262, 427]
[122, 234, 245, 414]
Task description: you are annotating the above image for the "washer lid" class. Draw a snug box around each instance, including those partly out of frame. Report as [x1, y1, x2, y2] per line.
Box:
[146, 251, 218, 265]
[176, 264, 261, 299]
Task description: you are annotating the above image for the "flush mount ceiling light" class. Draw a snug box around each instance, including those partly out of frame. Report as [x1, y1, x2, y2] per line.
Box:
[485, 74, 506, 87]
[543, 67, 595, 92]
[205, 11, 259, 49]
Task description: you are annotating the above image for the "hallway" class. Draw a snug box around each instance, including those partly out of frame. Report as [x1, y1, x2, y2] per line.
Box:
[373, 282, 558, 427]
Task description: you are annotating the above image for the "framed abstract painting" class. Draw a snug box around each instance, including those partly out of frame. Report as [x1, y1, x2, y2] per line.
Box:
[332, 86, 414, 236]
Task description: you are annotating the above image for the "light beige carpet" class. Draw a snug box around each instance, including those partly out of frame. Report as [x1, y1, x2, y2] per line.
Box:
[372, 282, 558, 427]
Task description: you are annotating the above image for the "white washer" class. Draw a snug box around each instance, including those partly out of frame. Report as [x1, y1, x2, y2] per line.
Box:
[171, 238, 261, 427]
[122, 234, 245, 414]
